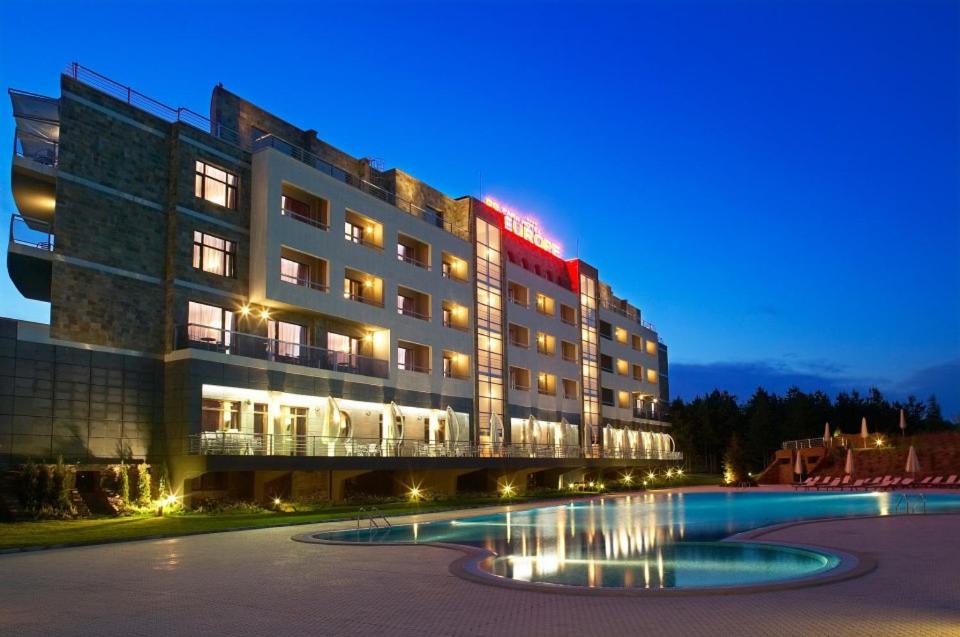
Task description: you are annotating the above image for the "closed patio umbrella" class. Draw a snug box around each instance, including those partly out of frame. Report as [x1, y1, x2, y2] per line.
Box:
[899, 409, 907, 438]
[824, 422, 831, 447]
[860, 417, 869, 449]
[794, 452, 804, 482]
[844, 448, 855, 475]
[905, 445, 920, 476]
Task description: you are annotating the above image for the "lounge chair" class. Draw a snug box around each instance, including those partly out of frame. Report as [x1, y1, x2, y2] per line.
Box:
[794, 476, 819, 490]
[940, 475, 958, 488]
[884, 477, 902, 490]
[929, 476, 944, 487]
[875, 475, 892, 488]
[840, 475, 852, 489]
[917, 476, 933, 487]
[900, 477, 914, 488]
[819, 477, 841, 490]
[848, 479, 866, 490]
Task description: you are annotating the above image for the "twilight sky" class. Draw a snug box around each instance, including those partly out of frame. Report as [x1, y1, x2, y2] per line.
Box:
[1, 0, 958, 416]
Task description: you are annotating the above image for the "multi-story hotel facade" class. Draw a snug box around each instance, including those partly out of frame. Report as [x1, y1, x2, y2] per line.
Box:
[4, 64, 677, 502]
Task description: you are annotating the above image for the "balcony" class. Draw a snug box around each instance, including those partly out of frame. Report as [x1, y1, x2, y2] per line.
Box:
[10, 89, 59, 225]
[7, 215, 53, 302]
[174, 324, 389, 378]
[397, 286, 431, 322]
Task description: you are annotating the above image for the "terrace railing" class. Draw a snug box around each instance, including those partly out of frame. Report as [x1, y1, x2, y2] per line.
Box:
[174, 324, 389, 379]
[782, 437, 826, 450]
[9, 215, 54, 250]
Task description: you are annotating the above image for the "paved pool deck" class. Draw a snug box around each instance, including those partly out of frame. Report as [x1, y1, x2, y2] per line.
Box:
[1, 486, 958, 636]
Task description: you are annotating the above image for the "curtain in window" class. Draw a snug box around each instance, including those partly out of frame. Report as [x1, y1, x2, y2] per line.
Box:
[280, 258, 305, 285]
[188, 302, 232, 346]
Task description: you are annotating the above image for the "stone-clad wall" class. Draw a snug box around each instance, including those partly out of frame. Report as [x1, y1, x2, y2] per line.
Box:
[0, 319, 163, 464]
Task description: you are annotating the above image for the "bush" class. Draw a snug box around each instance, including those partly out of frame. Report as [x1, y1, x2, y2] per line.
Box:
[136, 464, 152, 508]
[16, 458, 74, 519]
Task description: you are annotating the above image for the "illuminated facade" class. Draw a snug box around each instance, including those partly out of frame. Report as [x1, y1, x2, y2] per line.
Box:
[4, 64, 675, 502]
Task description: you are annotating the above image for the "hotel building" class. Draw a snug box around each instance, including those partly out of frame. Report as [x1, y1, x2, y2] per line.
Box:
[3, 64, 676, 502]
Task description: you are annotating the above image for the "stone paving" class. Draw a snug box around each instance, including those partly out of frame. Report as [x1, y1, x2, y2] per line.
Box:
[1, 494, 959, 636]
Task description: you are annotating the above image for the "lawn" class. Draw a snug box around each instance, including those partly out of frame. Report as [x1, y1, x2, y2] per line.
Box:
[0, 474, 719, 551]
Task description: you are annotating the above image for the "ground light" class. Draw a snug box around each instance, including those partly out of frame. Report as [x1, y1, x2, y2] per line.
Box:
[647, 471, 656, 481]
[499, 482, 516, 498]
[665, 468, 674, 478]
[621, 472, 634, 486]
[676, 468, 684, 476]
[273, 497, 282, 508]
[407, 485, 423, 502]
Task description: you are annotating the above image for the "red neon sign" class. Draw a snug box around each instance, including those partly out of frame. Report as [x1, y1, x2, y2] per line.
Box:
[484, 196, 562, 257]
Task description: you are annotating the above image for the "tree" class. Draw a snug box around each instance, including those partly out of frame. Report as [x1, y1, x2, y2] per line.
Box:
[723, 433, 747, 485]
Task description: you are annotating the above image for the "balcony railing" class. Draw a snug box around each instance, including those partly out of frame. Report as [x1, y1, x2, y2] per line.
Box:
[9, 215, 54, 250]
[442, 319, 469, 332]
[396, 251, 430, 270]
[280, 208, 329, 230]
[184, 433, 683, 461]
[398, 363, 431, 374]
[280, 273, 329, 292]
[398, 306, 430, 321]
[782, 437, 826, 450]
[174, 324, 388, 378]
[344, 291, 383, 308]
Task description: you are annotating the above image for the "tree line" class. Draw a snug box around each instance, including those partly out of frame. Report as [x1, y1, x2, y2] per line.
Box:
[668, 388, 955, 474]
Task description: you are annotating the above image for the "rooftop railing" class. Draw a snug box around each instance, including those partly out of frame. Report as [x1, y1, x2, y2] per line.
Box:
[9, 215, 54, 250]
[174, 324, 389, 379]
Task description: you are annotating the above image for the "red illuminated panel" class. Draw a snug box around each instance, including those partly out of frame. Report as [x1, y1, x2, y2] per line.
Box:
[484, 196, 562, 257]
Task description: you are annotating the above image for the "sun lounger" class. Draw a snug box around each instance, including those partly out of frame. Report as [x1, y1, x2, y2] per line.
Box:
[819, 477, 841, 490]
[929, 476, 943, 487]
[941, 475, 958, 488]
[849, 479, 866, 490]
[917, 476, 933, 487]
[900, 477, 914, 488]
[884, 477, 902, 490]
[794, 476, 819, 490]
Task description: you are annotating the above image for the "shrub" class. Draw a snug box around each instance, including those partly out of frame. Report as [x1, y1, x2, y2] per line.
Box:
[18, 460, 39, 510]
[136, 464, 152, 508]
[118, 463, 130, 504]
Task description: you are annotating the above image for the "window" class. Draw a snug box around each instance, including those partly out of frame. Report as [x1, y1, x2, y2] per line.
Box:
[344, 220, 363, 244]
[599, 320, 612, 340]
[327, 332, 359, 355]
[397, 233, 430, 269]
[345, 277, 363, 302]
[618, 391, 631, 408]
[601, 387, 614, 406]
[615, 327, 628, 344]
[441, 252, 468, 282]
[201, 399, 240, 432]
[187, 301, 233, 347]
[280, 257, 308, 286]
[281, 192, 328, 229]
[441, 261, 452, 278]
[633, 364, 643, 381]
[560, 304, 577, 325]
[253, 402, 268, 441]
[442, 354, 453, 378]
[600, 354, 613, 372]
[562, 378, 578, 400]
[192, 231, 235, 277]
[561, 340, 577, 362]
[535, 293, 555, 316]
[194, 160, 237, 209]
[536, 332, 556, 356]
[397, 341, 430, 373]
[509, 366, 531, 391]
[267, 320, 304, 359]
[616, 358, 629, 375]
[508, 282, 529, 307]
[537, 372, 556, 396]
[508, 323, 530, 348]
[632, 334, 643, 351]
[397, 345, 411, 371]
[646, 339, 658, 355]
[647, 368, 658, 383]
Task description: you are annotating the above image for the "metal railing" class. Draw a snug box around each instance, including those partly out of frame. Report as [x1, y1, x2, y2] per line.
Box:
[344, 291, 384, 308]
[397, 306, 430, 321]
[280, 208, 329, 230]
[174, 324, 389, 378]
[9, 215, 54, 250]
[280, 274, 329, 292]
[396, 251, 430, 270]
[782, 437, 826, 450]
[895, 492, 926, 515]
[184, 432, 682, 461]
[14, 130, 59, 167]
[442, 319, 469, 332]
[357, 506, 392, 529]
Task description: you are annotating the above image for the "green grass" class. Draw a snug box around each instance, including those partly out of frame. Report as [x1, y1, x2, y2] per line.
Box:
[0, 474, 720, 551]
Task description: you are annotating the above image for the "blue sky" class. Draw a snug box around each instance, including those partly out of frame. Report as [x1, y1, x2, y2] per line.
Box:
[1, 0, 958, 415]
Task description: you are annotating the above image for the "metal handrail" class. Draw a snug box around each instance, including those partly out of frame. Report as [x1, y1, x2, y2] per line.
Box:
[398, 363, 431, 374]
[280, 208, 329, 230]
[398, 306, 430, 321]
[9, 215, 54, 250]
[174, 324, 389, 378]
[13, 130, 59, 167]
[357, 506, 392, 529]
[895, 492, 927, 515]
[280, 274, 329, 292]
[344, 292, 384, 308]
[184, 432, 683, 461]
[782, 437, 826, 450]
[396, 252, 431, 270]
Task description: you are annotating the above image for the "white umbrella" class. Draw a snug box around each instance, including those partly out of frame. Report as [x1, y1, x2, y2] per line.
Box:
[860, 417, 869, 449]
[905, 445, 920, 475]
[899, 409, 907, 437]
[824, 422, 831, 446]
[445, 406, 460, 448]
[794, 451, 804, 480]
[844, 448, 855, 475]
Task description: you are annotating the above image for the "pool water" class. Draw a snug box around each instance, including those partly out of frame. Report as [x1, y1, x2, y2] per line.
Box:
[319, 491, 960, 589]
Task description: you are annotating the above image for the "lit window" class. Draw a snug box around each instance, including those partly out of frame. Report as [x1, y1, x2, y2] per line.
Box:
[187, 301, 234, 348]
[280, 257, 307, 286]
[194, 161, 237, 209]
[201, 399, 240, 432]
[397, 346, 411, 371]
[344, 221, 363, 244]
[192, 231, 235, 277]
[267, 320, 304, 359]
[327, 332, 359, 355]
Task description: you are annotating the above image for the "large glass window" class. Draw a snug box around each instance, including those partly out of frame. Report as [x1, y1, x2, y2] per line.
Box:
[344, 221, 363, 244]
[187, 301, 233, 347]
[280, 257, 308, 286]
[192, 231, 235, 277]
[201, 398, 240, 432]
[194, 160, 237, 209]
[327, 332, 359, 355]
[267, 320, 304, 359]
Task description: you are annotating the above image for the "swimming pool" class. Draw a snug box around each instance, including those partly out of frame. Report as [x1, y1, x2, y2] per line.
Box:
[315, 491, 960, 590]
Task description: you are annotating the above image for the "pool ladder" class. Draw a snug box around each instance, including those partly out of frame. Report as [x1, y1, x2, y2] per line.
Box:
[894, 492, 926, 515]
[357, 506, 392, 530]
